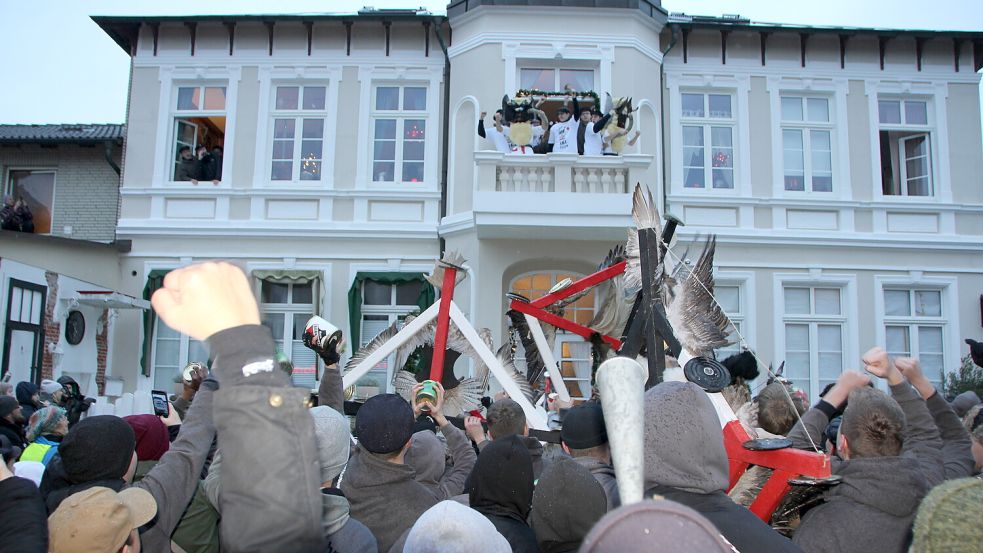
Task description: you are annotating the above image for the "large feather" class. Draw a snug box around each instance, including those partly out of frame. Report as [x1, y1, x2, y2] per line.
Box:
[587, 244, 635, 340]
[426, 251, 467, 289]
[496, 343, 536, 403]
[343, 321, 401, 373]
[664, 236, 733, 357]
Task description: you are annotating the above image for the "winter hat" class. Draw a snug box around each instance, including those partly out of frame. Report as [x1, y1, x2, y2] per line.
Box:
[531, 456, 607, 553]
[643, 381, 729, 495]
[355, 393, 414, 454]
[469, 434, 535, 522]
[309, 406, 352, 483]
[41, 379, 63, 396]
[59, 415, 136, 483]
[26, 406, 67, 442]
[580, 499, 736, 552]
[561, 401, 608, 450]
[48, 486, 158, 553]
[910, 478, 983, 553]
[403, 500, 511, 553]
[16, 381, 38, 404]
[950, 391, 981, 418]
[123, 414, 170, 462]
[0, 395, 18, 418]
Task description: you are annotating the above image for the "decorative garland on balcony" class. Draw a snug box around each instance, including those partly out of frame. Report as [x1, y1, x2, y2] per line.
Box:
[515, 89, 600, 105]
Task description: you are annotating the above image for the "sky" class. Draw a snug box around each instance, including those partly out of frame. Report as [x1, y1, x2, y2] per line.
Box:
[0, 0, 980, 124]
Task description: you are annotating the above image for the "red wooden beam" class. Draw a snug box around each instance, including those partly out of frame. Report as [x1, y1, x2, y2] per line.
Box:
[429, 266, 458, 382]
[529, 261, 627, 308]
[510, 300, 622, 349]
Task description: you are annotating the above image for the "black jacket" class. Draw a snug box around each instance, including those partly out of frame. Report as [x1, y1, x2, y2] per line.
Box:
[16, 382, 39, 424]
[0, 417, 26, 449]
[0, 476, 48, 553]
[470, 435, 538, 553]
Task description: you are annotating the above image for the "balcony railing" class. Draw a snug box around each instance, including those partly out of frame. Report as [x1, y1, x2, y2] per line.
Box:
[475, 151, 654, 194]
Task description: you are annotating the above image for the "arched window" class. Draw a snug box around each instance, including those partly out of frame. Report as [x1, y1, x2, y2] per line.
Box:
[509, 271, 596, 401]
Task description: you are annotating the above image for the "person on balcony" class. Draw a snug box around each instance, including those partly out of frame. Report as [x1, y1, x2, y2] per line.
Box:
[582, 108, 613, 156]
[478, 110, 511, 154]
[547, 92, 580, 154]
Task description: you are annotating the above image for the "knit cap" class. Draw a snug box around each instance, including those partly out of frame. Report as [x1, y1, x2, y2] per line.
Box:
[911, 477, 983, 553]
[561, 401, 608, 449]
[40, 379, 63, 396]
[123, 414, 170, 462]
[355, 394, 414, 454]
[0, 395, 18, 418]
[59, 415, 136, 483]
[404, 500, 511, 553]
[309, 406, 352, 483]
[950, 391, 981, 418]
[580, 499, 737, 553]
[26, 406, 67, 442]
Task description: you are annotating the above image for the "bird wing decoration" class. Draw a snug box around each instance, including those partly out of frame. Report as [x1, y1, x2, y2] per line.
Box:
[664, 236, 734, 358]
[425, 251, 467, 289]
[343, 321, 401, 373]
[624, 184, 665, 298]
[496, 343, 536, 404]
[587, 244, 635, 340]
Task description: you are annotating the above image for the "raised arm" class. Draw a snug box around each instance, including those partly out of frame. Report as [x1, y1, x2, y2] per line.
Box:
[896, 357, 974, 479]
[788, 370, 869, 454]
[477, 111, 487, 139]
[152, 262, 326, 552]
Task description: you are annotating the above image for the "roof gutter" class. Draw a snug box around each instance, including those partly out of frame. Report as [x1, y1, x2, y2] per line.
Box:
[432, 17, 451, 257]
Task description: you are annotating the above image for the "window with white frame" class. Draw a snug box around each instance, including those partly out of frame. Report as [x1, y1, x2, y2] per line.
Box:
[259, 281, 317, 386]
[680, 92, 735, 190]
[171, 84, 227, 182]
[877, 98, 933, 196]
[152, 321, 208, 391]
[6, 170, 55, 234]
[781, 96, 833, 192]
[357, 280, 426, 395]
[270, 84, 328, 182]
[714, 284, 744, 360]
[519, 68, 595, 92]
[783, 286, 845, 399]
[371, 85, 428, 183]
[883, 288, 946, 387]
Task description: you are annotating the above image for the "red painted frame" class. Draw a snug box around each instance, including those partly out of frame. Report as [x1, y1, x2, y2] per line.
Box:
[723, 420, 832, 521]
[507, 260, 627, 349]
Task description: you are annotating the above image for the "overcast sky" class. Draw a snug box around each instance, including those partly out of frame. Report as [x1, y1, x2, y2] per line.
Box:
[0, 0, 979, 124]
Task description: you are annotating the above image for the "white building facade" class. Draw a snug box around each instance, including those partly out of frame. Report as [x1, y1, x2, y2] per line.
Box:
[94, 1, 983, 401]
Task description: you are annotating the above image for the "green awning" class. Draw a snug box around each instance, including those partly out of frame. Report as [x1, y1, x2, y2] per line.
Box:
[347, 272, 434, 348]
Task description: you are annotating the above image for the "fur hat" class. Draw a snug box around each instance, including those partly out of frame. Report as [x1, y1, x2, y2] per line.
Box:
[911, 478, 983, 552]
[404, 501, 511, 553]
[309, 406, 352, 483]
[355, 394, 414, 454]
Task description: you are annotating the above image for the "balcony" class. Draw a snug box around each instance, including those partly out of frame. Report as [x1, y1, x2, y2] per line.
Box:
[469, 151, 656, 240]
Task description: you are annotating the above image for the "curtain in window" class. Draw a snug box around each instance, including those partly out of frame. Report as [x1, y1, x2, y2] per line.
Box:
[252, 269, 323, 315]
[141, 269, 171, 376]
[347, 272, 435, 349]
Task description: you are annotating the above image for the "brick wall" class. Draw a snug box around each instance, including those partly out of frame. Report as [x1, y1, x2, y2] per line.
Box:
[0, 143, 121, 242]
[96, 308, 109, 396]
[40, 271, 59, 380]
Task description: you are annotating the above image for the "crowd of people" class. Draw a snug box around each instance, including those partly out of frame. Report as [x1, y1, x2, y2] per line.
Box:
[175, 145, 223, 185]
[477, 93, 640, 156]
[0, 195, 34, 233]
[1, 261, 982, 553]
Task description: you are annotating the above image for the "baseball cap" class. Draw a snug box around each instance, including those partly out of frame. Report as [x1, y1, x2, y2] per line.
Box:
[49, 486, 158, 553]
[557, 106, 571, 114]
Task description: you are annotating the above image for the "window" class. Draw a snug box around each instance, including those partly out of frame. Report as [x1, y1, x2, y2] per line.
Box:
[781, 96, 833, 192]
[783, 286, 845, 399]
[520, 68, 595, 92]
[883, 288, 946, 387]
[878, 98, 933, 196]
[7, 170, 55, 233]
[371, 86, 428, 183]
[714, 284, 744, 360]
[259, 281, 317, 387]
[152, 321, 208, 391]
[357, 280, 426, 394]
[270, 85, 328, 182]
[680, 92, 735, 190]
[171, 84, 226, 182]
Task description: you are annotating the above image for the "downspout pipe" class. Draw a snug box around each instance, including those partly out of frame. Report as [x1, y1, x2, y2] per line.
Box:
[432, 17, 451, 257]
[660, 24, 680, 214]
[104, 140, 121, 176]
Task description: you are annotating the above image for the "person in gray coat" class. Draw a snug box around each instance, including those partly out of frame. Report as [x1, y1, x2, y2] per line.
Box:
[404, 421, 477, 500]
[790, 349, 944, 553]
[559, 401, 620, 511]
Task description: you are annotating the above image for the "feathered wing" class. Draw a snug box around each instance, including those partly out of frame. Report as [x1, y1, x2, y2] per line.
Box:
[495, 343, 536, 404]
[664, 236, 733, 357]
[426, 251, 467, 289]
[624, 183, 665, 299]
[343, 321, 401, 373]
[393, 370, 418, 403]
[587, 244, 635, 340]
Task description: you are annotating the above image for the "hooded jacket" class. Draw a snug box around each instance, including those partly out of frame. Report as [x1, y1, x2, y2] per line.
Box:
[16, 382, 39, 423]
[405, 423, 477, 500]
[478, 434, 545, 480]
[572, 456, 621, 511]
[321, 488, 379, 553]
[643, 381, 802, 553]
[341, 445, 438, 552]
[0, 475, 48, 553]
[469, 435, 539, 553]
[792, 456, 929, 553]
[531, 456, 607, 553]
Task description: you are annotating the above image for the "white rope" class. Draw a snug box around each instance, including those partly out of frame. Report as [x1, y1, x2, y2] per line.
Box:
[661, 244, 823, 454]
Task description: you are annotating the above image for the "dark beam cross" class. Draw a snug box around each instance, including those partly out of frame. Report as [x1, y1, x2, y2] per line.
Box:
[617, 218, 684, 388]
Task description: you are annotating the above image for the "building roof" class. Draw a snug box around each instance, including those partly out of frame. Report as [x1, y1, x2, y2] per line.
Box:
[667, 12, 983, 39]
[0, 124, 125, 144]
